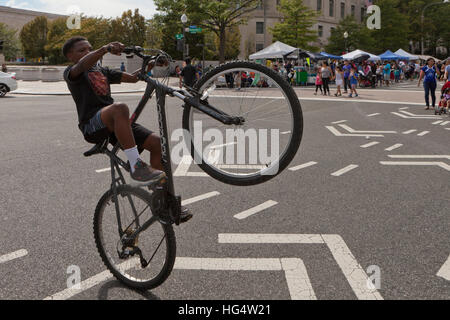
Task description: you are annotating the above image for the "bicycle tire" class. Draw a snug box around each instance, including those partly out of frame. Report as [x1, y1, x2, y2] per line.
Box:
[93, 185, 176, 290]
[182, 61, 303, 186]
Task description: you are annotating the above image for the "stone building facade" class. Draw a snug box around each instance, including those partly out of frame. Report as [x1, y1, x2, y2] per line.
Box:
[0, 5, 66, 34]
[238, 0, 368, 59]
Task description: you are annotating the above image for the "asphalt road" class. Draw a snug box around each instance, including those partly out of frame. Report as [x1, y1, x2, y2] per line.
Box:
[0, 89, 449, 300]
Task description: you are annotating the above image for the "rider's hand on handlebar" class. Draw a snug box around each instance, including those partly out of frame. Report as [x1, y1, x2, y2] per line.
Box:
[106, 42, 125, 55]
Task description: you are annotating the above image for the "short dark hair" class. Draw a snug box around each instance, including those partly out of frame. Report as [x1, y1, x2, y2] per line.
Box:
[184, 57, 191, 65]
[63, 36, 87, 57]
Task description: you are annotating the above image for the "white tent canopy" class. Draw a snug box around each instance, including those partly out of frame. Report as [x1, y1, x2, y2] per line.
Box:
[341, 49, 380, 61]
[249, 41, 296, 60]
[394, 49, 419, 60]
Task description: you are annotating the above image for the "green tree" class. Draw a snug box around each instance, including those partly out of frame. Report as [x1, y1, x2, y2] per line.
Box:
[270, 0, 319, 51]
[0, 23, 21, 61]
[45, 18, 68, 64]
[20, 16, 48, 60]
[325, 16, 376, 55]
[370, 0, 409, 53]
[214, 25, 241, 60]
[110, 9, 147, 46]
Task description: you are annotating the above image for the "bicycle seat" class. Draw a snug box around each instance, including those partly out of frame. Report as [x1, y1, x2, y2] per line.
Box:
[83, 139, 108, 157]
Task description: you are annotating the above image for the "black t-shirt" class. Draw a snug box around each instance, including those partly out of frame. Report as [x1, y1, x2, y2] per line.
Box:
[64, 64, 123, 130]
[181, 64, 197, 87]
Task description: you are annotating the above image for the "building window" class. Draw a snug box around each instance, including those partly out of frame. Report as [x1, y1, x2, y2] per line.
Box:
[351, 5, 355, 16]
[257, 0, 263, 9]
[318, 25, 323, 38]
[256, 43, 264, 52]
[256, 22, 264, 34]
[329, 0, 334, 17]
[317, 0, 322, 11]
[341, 3, 345, 18]
[361, 7, 365, 22]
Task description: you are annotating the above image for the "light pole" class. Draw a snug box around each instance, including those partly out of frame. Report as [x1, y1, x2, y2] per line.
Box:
[181, 14, 188, 60]
[421, 0, 449, 55]
[343, 31, 348, 54]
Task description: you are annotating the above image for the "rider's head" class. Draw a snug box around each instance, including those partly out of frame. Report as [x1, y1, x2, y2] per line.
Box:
[63, 36, 91, 63]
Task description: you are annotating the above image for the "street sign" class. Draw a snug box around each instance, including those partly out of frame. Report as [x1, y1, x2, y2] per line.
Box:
[188, 26, 202, 34]
[175, 34, 184, 40]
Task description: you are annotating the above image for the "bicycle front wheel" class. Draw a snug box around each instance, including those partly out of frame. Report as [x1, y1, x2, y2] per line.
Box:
[94, 185, 176, 290]
[182, 61, 303, 186]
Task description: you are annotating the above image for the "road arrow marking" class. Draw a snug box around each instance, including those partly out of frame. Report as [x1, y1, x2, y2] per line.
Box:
[385, 144, 403, 151]
[437, 255, 450, 281]
[391, 112, 442, 120]
[387, 155, 450, 160]
[325, 126, 384, 138]
[380, 161, 450, 171]
[399, 110, 438, 118]
[339, 124, 397, 134]
[219, 233, 383, 300]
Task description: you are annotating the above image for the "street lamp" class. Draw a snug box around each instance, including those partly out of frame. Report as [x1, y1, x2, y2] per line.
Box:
[343, 31, 348, 54]
[421, 0, 449, 55]
[181, 14, 188, 59]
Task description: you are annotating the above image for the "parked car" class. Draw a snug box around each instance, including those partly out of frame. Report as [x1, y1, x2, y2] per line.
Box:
[0, 71, 18, 97]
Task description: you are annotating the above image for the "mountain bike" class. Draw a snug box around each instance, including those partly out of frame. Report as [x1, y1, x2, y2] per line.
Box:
[85, 46, 303, 290]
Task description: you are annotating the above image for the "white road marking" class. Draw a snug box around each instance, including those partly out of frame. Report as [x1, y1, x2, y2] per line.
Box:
[399, 110, 438, 118]
[173, 155, 193, 177]
[95, 166, 125, 173]
[233, 200, 278, 220]
[437, 255, 450, 281]
[446, 128, 450, 131]
[210, 142, 237, 149]
[186, 172, 209, 177]
[321, 235, 383, 300]
[360, 141, 380, 148]
[388, 155, 450, 160]
[385, 144, 403, 151]
[281, 131, 292, 135]
[440, 121, 450, 126]
[380, 161, 450, 171]
[392, 112, 442, 119]
[216, 164, 267, 169]
[417, 131, 430, 136]
[433, 120, 443, 125]
[326, 126, 384, 138]
[174, 257, 316, 300]
[339, 124, 396, 134]
[331, 165, 359, 177]
[402, 129, 417, 134]
[289, 161, 318, 171]
[219, 233, 383, 300]
[181, 191, 220, 206]
[0, 249, 28, 264]
[367, 113, 380, 117]
[332, 120, 347, 124]
[399, 107, 409, 110]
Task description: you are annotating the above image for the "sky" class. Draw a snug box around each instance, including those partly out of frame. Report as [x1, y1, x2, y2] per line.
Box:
[1, 0, 158, 18]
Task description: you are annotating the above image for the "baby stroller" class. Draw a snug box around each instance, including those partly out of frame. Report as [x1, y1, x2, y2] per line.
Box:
[358, 70, 375, 88]
[438, 81, 450, 115]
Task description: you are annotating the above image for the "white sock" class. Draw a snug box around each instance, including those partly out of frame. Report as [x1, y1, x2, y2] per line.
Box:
[124, 146, 140, 173]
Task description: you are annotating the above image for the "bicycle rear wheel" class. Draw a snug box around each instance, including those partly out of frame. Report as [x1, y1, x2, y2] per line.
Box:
[182, 61, 303, 186]
[94, 185, 176, 290]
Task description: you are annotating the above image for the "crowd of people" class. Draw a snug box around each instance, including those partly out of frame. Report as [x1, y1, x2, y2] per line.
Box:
[268, 58, 450, 114]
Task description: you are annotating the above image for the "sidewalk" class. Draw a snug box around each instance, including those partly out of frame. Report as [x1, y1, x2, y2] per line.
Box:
[11, 79, 435, 105]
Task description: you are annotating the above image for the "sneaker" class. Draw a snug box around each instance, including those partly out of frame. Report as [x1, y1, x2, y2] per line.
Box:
[355, 94, 359, 97]
[180, 206, 193, 223]
[348, 94, 353, 98]
[130, 159, 166, 186]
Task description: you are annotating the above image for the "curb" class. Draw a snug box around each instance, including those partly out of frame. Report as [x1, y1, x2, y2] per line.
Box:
[12, 89, 146, 96]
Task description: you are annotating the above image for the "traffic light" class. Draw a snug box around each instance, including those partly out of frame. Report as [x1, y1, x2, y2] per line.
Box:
[0, 40, 4, 52]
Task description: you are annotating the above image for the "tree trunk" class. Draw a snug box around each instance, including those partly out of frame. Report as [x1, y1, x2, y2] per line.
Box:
[219, 26, 226, 64]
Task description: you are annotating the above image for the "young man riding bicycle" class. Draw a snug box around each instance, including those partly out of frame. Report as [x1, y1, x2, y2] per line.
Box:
[63, 36, 192, 222]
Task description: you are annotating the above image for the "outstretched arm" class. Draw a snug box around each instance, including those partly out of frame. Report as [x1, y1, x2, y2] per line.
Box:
[69, 42, 124, 80]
